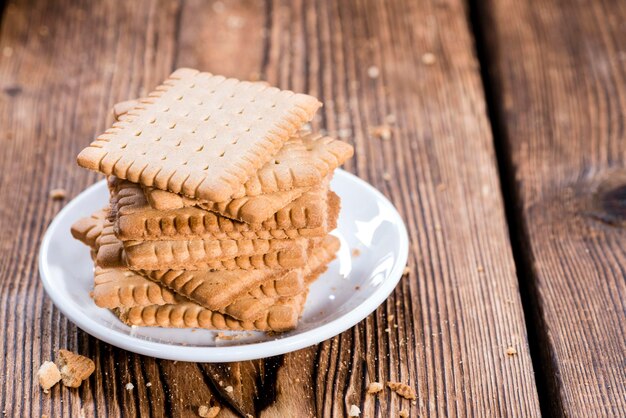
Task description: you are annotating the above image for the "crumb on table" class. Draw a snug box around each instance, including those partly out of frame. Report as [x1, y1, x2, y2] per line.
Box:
[367, 381, 384, 394]
[387, 381, 417, 400]
[49, 188, 67, 200]
[369, 124, 392, 141]
[421, 52, 436, 65]
[367, 66, 380, 78]
[37, 361, 61, 392]
[198, 405, 220, 418]
[349, 404, 361, 416]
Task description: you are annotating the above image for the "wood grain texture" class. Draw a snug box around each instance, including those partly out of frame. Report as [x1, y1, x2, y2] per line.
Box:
[478, 0, 626, 415]
[0, 0, 542, 416]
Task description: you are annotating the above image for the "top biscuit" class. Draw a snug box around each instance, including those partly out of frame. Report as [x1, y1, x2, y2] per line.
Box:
[77, 68, 321, 203]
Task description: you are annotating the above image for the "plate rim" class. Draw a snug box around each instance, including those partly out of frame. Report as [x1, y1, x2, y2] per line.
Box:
[39, 169, 409, 362]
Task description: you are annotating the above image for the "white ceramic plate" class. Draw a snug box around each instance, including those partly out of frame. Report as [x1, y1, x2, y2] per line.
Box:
[39, 170, 409, 362]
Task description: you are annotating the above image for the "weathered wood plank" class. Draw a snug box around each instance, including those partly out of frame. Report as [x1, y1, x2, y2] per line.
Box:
[478, 0, 626, 415]
[0, 0, 542, 416]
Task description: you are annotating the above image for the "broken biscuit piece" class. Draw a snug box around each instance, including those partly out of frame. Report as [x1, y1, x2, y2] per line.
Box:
[37, 361, 61, 392]
[198, 405, 220, 418]
[57, 349, 95, 388]
[367, 381, 384, 394]
[387, 381, 417, 400]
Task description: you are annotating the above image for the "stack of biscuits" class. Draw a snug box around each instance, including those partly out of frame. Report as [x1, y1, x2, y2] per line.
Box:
[71, 68, 353, 333]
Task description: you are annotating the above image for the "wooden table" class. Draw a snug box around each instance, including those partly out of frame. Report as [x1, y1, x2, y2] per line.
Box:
[0, 0, 624, 416]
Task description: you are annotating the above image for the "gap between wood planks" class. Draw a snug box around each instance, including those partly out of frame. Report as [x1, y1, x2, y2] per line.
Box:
[467, 0, 564, 416]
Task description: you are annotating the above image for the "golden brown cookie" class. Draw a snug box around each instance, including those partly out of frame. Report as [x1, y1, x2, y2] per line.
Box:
[110, 98, 353, 198]
[77, 68, 321, 203]
[56, 350, 95, 388]
[114, 292, 308, 332]
[110, 178, 339, 241]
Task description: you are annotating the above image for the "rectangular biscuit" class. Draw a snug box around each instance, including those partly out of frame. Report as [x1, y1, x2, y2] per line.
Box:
[103, 231, 309, 272]
[113, 292, 308, 332]
[73, 210, 310, 271]
[143, 184, 308, 225]
[121, 236, 307, 271]
[111, 178, 340, 241]
[92, 267, 185, 309]
[141, 175, 332, 227]
[77, 68, 321, 203]
[112, 100, 353, 198]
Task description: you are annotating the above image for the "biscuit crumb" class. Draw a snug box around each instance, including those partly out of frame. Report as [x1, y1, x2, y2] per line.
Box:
[385, 328, 391, 333]
[215, 332, 238, 341]
[506, 346, 518, 356]
[352, 248, 361, 257]
[387, 315, 395, 322]
[369, 124, 392, 141]
[146, 382, 152, 387]
[367, 66, 380, 79]
[198, 406, 209, 417]
[38, 361, 61, 392]
[399, 410, 409, 418]
[382, 172, 392, 181]
[348, 404, 361, 416]
[338, 128, 352, 139]
[367, 381, 384, 394]
[207, 406, 221, 418]
[125, 383, 134, 390]
[387, 381, 417, 400]
[477, 265, 485, 273]
[227, 15, 244, 29]
[49, 188, 67, 200]
[198, 405, 220, 418]
[224, 385, 233, 393]
[421, 52, 436, 65]
[403, 266, 411, 275]
[57, 349, 95, 388]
